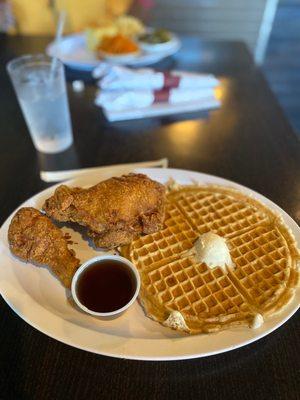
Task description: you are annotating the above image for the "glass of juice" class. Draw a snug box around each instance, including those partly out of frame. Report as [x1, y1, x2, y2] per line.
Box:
[7, 54, 73, 153]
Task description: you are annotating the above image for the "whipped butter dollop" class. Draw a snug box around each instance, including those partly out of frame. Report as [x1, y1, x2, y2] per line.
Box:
[191, 232, 233, 271]
[251, 313, 264, 329]
[163, 311, 190, 332]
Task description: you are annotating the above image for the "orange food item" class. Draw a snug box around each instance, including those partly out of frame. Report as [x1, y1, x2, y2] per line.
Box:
[98, 34, 139, 54]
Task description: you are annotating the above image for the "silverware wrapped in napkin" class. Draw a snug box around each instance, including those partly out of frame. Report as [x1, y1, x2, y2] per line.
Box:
[94, 65, 219, 90]
[93, 65, 221, 121]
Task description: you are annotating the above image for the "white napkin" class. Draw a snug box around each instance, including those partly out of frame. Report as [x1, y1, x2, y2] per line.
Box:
[94, 65, 219, 91]
[40, 158, 168, 182]
[101, 97, 220, 122]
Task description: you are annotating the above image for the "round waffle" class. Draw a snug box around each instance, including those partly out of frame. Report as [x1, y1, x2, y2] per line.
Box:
[121, 184, 300, 334]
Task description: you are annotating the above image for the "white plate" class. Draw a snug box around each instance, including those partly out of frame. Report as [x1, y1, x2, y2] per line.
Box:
[0, 168, 299, 361]
[46, 33, 181, 71]
[97, 49, 141, 63]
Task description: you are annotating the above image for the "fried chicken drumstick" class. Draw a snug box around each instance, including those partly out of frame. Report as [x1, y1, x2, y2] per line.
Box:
[43, 173, 165, 248]
[8, 207, 80, 287]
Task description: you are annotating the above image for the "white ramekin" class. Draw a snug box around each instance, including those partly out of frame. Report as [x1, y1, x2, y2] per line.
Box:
[71, 255, 140, 317]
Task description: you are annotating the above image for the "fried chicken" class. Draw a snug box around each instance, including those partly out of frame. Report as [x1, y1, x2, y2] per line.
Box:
[8, 207, 80, 288]
[43, 173, 165, 248]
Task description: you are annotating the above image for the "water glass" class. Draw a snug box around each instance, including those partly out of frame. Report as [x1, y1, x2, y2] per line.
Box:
[7, 54, 73, 153]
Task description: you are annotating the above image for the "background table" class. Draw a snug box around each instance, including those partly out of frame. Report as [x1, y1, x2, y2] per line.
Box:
[0, 35, 299, 400]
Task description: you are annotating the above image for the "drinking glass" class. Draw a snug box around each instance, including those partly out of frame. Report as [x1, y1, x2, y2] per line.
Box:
[7, 54, 73, 153]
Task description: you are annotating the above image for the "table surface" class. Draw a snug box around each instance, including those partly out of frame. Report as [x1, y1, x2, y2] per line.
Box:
[0, 34, 299, 400]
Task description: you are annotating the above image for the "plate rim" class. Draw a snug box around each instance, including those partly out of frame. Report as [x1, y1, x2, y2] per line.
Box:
[0, 167, 299, 361]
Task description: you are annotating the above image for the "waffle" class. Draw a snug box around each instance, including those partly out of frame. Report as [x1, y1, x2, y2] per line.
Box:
[121, 184, 300, 333]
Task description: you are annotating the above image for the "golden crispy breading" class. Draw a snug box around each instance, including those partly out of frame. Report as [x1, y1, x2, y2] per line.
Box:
[43, 174, 165, 248]
[8, 207, 80, 288]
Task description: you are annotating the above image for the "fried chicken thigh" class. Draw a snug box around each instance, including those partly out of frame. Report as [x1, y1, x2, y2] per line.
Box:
[8, 207, 80, 287]
[43, 173, 165, 248]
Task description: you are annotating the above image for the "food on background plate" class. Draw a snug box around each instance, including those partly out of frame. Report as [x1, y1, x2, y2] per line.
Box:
[43, 174, 165, 248]
[86, 15, 145, 52]
[114, 15, 145, 37]
[139, 28, 171, 44]
[98, 34, 139, 55]
[86, 22, 118, 53]
[121, 184, 300, 334]
[8, 207, 80, 288]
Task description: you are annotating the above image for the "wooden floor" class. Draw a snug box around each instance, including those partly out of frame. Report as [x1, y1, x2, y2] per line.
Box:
[263, 0, 300, 138]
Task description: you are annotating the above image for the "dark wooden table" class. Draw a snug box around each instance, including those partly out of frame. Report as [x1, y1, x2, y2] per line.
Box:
[0, 35, 299, 400]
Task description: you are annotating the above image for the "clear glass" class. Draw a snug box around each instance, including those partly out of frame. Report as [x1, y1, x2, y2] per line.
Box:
[7, 54, 73, 153]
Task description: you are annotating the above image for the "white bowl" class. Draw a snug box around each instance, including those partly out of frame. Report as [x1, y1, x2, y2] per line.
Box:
[71, 255, 140, 317]
[138, 30, 177, 53]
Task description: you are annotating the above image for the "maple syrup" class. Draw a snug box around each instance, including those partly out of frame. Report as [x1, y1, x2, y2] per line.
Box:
[76, 259, 136, 313]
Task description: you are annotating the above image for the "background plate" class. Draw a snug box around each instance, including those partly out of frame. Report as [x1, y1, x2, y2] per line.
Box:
[0, 168, 299, 361]
[46, 33, 181, 70]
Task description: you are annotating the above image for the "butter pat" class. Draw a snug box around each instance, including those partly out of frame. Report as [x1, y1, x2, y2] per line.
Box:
[163, 311, 189, 332]
[251, 313, 264, 329]
[192, 232, 233, 271]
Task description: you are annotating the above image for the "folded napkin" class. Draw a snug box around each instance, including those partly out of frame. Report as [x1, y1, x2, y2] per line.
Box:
[101, 97, 220, 122]
[94, 65, 219, 91]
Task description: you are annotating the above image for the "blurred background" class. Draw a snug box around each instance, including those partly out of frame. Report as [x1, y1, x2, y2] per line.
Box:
[1, 0, 299, 135]
[137, 0, 300, 135]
